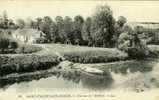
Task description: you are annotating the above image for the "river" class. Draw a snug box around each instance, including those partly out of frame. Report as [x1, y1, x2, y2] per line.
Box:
[0, 59, 159, 100]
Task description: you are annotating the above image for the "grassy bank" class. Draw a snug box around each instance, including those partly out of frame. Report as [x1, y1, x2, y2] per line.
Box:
[0, 54, 59, 76]
[38, 44, 128, 63]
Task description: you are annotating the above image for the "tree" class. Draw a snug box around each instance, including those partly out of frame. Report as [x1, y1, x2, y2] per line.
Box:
[55, 16, 65, 43]
[39, 16, 53, 42]
[73, 15, 84, 45]
[118, 25, 149, 59]
[16, 19, 25, 29]
[114, 16, 127, 47]
[2, 11, 9, 29]
[82, 17, 93, 46]
[63, 16, 73, 44]
[50, 21, 60, 43]
[118, 25, 133, 51]
[36, 17, 42, 30]
[117, 16, 127, 27]
[91, 5, 115, 47]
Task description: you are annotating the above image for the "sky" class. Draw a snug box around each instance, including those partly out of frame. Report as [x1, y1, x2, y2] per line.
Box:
[0, 0, 159, 22]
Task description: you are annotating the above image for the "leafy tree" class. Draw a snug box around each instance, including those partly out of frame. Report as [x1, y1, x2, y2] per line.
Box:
[91, 5, 115, 47]
[55, 16, 65, 43]
[63, 16, 73, 44]
[36, 17, 42, 30]
[118, 25, 133, 51]
[118, 25, 149, 58]
[82, 17, 93, 46]
[50, 21, 60, 43]
[39, 16, 53, 42]
[0, 30, 10, 53]
[73, 15, 84, 45]
[2, 11, 9, 29]
[117, 16, 127, 27]
[114, 16, 127, 47]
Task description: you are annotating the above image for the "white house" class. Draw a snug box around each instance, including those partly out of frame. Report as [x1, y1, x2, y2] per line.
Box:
[12, 28, 45, 44]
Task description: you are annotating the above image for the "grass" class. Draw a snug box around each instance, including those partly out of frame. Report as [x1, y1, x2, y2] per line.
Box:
[16, 44, 42, 54]
[37, 43, 128, 63]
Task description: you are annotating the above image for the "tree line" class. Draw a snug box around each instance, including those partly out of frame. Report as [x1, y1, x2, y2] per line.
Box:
[1, 4, 152, 58]
[0, 5, 128, 48]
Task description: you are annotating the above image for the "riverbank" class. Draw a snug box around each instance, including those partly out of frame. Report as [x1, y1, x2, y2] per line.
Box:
[1, 44, 159, 77]
[0, 58, 159, 93]
[0, 54, 59, 77]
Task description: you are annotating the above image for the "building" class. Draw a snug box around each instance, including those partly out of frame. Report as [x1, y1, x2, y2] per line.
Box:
[12, 28, 45, 44]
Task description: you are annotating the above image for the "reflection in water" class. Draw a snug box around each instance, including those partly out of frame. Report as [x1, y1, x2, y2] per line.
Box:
[0, 59, 159, 92]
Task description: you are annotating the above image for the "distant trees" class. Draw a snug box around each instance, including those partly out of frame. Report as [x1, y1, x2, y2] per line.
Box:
[0, 6, 127, 48]
[0, 11, 16, 29]
[0, 4, 154, 55]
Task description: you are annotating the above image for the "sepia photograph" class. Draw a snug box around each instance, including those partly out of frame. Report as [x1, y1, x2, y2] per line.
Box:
[0, 0, 159, 100]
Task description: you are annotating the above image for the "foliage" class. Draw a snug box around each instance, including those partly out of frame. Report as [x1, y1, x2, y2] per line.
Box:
[72, 15, 84, 45]
[90, 4, 115, 47]
[82, 17, 93, 46]
[118, 25, 149, 59]
[117, 16, 127, 27]
[0, 5, 158, 50]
